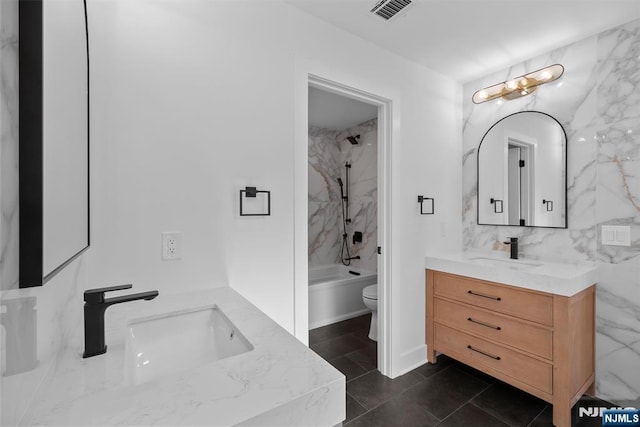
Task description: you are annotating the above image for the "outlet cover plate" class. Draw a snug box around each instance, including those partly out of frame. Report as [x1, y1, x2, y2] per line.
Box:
[162, 232, 182, 260]
[601, 225, 630, 247]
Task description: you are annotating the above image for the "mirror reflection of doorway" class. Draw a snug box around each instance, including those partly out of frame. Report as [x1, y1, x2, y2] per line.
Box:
[507, 145, 521, 224]
[506, 140, 534, 226]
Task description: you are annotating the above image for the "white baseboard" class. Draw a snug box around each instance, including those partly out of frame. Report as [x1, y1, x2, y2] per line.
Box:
[392, 344, 428, 378]
[309, 308, 371, 330]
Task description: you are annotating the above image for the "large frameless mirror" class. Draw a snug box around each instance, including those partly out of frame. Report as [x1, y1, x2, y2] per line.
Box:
[477, 111, 567, 228]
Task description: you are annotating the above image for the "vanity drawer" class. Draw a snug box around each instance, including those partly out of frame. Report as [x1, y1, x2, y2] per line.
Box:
[433, 272, 553, 326]
[434, 298, 552, 360]
[434, 323, 552, 394]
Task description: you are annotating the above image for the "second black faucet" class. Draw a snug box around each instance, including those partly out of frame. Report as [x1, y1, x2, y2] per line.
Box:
[503, 237, 519, 259]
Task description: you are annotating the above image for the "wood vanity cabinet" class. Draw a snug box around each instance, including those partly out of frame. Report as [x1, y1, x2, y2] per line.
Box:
[426, 270, 595, 427]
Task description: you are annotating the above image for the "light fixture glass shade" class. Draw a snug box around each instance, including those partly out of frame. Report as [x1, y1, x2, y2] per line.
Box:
[472, 64, 564, 104]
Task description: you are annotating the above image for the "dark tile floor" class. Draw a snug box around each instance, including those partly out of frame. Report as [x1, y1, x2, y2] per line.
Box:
[309, 314, 615, 427]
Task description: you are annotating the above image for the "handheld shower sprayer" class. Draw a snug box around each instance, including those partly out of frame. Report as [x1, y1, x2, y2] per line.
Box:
[337, 178, 344, 199]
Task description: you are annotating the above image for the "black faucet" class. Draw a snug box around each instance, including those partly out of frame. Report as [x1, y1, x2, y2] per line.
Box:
[503, 237, 519, 260]
[344, 256, 360, 261]
[83, 284, 159, 358]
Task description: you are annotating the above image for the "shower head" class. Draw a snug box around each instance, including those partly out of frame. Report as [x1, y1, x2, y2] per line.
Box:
[337, 178, 344, 199]
[337, 178, 344, 188]
[346, 135, 360, 145]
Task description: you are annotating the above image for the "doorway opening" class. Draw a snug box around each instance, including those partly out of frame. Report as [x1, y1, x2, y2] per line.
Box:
[294, 73, 392, 376]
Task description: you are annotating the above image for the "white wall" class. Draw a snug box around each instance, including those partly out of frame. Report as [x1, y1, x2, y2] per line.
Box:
[385, 76, 462, 375]
[88, 0, 461, 376]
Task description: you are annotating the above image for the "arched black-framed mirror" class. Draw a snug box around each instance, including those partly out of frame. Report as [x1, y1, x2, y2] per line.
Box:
[477, 111, 567, 228]
[19, 0, 90, 287]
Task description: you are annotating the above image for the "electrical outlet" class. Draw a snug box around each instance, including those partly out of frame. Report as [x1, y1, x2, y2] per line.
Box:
[162, 232, 181, 260]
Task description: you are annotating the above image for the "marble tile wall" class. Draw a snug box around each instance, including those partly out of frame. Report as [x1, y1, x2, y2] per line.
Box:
[308, 126, 342, 267]
[462, 19, 640, 405]
[337, 119, 378, 273]
[1, 0, 19, 291]
[308, 119, 378, 273]
[0, 259, 86, 425]
[0, 1, 87, 424]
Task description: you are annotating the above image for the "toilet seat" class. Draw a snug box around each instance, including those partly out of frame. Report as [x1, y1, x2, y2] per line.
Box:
[362, 284, 377, 300]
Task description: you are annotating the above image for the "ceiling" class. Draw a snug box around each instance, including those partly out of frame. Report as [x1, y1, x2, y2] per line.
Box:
[287, 0, 640, 83]
[309, 87, 378, 131]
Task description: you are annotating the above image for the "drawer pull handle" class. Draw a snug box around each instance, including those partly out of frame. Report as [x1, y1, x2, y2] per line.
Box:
[467, 317, 501, 330]
[467, 345, 501, 360]
[467, 290, 502, 301]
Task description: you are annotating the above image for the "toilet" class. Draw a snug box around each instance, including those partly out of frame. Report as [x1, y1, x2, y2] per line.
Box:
[362, 284, 378, 341]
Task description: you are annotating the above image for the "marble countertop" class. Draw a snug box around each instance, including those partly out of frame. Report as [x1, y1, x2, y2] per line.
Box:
[425, 251, 598, 296]
[25, 287, 345, 426]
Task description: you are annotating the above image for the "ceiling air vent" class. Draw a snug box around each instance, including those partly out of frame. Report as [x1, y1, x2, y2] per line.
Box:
[370, 0, 413, 21]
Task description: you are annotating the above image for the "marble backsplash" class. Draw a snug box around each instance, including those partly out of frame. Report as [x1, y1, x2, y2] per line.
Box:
[462, 19, 640, 404]
[308, 119, 378, 273]
[0, 258, 86, 426]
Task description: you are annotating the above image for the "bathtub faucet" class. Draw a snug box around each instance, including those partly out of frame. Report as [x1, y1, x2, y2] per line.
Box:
[344, 256, 360, 261]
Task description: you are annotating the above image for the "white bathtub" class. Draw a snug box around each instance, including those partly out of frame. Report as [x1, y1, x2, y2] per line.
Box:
[308, 264, 377, 330]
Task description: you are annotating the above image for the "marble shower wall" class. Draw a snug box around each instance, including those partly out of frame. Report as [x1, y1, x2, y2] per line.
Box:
[0, 2, 87, 424]
[308, 119, 378, 273]
[338, 119, 378, 273]
[462, 19, 640, 404]
[308, 126, 342, 267]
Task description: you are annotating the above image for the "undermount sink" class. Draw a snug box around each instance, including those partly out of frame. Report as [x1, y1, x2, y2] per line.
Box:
[467, 256, 542, 270]
[124, 305, 253, 385]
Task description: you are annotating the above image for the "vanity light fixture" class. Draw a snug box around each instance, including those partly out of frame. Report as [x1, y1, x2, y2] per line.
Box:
[472, 64, 564, 104]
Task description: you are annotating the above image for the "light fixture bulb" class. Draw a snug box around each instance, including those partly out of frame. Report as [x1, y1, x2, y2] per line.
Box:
[478, 90, 488, 99]
[540, 70, 552, 80]
[506, 80, 518, 90]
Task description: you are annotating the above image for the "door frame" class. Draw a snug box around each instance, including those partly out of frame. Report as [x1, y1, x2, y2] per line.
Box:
[294, 69, 393, 376]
